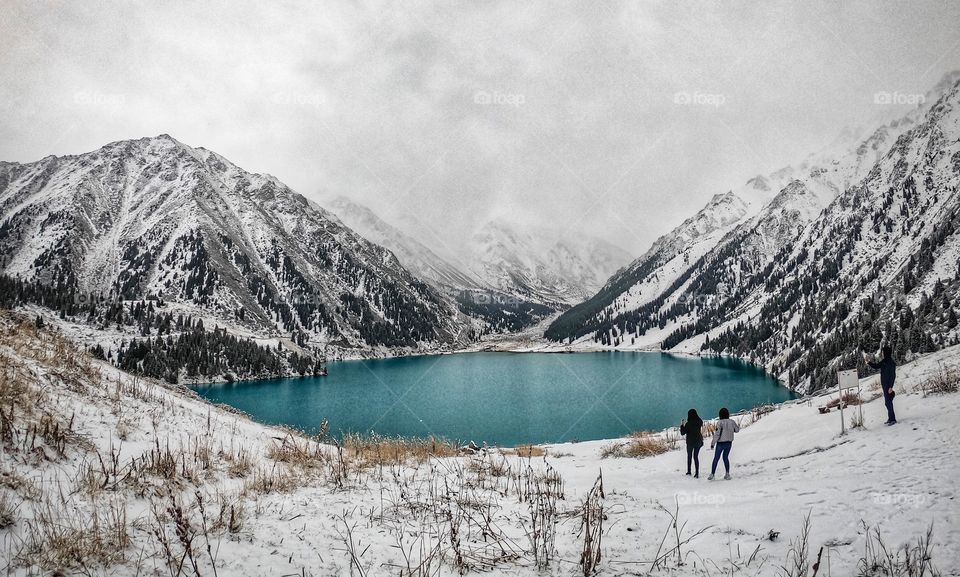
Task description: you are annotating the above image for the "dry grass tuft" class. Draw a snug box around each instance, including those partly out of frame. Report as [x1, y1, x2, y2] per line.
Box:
[222, 443, 255, 478]
[267, 433, 326, 467]
[601, 431, 673, 459]
[857, 521, 940, 576]
[918, 364, 960, 395]
[750, 404, 777, 423]
[343, 433, 458, 468]
[17, 496, 129, 570]
[243, 464, 299, 495]
[0, 492, 20, 529]
[503, 444, 546, 458]
[701, 420, 717, 437]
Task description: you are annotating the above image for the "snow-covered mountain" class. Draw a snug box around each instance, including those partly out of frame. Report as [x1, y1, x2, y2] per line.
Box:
[548, 73, 960, 393]
[466, 220, 632, 306]
[0, 135, 469, 355]
[326, 197, 632, 332]
[325, 195, 483, 290]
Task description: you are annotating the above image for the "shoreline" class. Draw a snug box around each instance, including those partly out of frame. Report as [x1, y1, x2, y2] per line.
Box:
[187, 352, 802, 449]
[190, 346, 791, 391]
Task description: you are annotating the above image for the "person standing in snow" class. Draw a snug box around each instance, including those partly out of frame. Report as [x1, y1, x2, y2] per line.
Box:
[708, 407, 740, 480]
[680, 409, 704, 477]
[867, 345, 897, 425]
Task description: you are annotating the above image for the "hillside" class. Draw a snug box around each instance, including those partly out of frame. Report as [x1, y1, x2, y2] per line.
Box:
[0, 310, 956, 576]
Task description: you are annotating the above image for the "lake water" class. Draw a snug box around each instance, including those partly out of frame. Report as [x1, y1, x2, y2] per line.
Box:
[192, 352, 796, 446]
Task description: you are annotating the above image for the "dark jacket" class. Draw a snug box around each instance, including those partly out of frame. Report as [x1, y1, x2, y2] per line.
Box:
[868, 357, 896, 392]
[680, 416, 704, 447]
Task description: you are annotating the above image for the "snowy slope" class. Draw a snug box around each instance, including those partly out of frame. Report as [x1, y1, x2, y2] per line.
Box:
[2, 309, 957, 576]
[0, 136, 470, 353]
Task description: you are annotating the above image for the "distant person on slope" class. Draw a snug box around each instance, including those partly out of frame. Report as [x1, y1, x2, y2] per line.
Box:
[708, 407, 740, 480]
[867, 345, 897, 425]
[680, 409, 704, 477]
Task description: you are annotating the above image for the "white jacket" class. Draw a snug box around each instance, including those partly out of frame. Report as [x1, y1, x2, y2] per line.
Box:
[711, 418, 740, 446]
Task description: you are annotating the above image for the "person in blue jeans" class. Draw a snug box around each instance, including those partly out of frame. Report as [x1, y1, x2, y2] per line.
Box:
[708, 407, 740, 480]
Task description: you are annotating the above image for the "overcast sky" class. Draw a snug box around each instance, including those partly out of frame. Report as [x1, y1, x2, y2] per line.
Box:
[2, 0, 960, 254]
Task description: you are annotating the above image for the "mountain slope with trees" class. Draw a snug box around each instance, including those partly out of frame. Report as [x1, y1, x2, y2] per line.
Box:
[547, 74, 960, 393]
[0, 136, 473, 380]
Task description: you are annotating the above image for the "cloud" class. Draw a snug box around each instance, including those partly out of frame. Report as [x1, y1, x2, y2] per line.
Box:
[1, 0, 959, 253]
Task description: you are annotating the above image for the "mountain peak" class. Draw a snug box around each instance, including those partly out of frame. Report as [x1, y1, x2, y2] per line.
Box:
[0, 136, 469, 352]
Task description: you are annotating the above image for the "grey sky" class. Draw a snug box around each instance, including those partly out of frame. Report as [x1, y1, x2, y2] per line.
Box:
[2, 0, 959, 253]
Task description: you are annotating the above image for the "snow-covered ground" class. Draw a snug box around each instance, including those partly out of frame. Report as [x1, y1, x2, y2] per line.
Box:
[1, 311, 958, 576]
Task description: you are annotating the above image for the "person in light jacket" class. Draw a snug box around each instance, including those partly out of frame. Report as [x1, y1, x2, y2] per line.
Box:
[708, 407, 740, 480]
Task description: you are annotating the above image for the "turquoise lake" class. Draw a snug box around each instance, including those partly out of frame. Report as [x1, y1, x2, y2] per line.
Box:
[192, 352, 796, 446]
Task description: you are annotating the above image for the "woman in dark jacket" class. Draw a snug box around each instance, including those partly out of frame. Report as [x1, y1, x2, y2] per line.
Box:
[680, 409, 704, 477]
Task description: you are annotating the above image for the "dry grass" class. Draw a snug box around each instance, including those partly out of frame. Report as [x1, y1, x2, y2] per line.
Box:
[222, 443, 255, 478]
[502, 444, 546, 458]
[266, 433, 326, 467]
[17, 496, 130, 570]
[343, 433, 458, 467]
[0, 317, 95, 463]
[750, 404, 777, 423]
[857, 521, 941, 577]
[0, 491, 19, 529]
[918, 364, 960, 395]
[825, 391, 864, 409]
[850, 408, 866, 429]
[577, 474, 604, 576]
[601, 431, 674, 459]
[466, 451, 511, 478]
[243, 463, 300, 495]
[264, 431, 460, 487]
[701, 420, 717, 437]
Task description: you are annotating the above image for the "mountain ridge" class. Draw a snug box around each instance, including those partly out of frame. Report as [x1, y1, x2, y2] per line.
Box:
[0, 135, 472, 366]
[546, 73, 960, 393]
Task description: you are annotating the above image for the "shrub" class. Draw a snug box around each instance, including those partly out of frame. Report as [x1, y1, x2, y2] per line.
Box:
[918, 364, 959, 395]
[601, 432, 672, 459]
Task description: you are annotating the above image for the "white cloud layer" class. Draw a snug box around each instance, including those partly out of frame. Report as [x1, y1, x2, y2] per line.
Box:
[2, 0, 959, 252]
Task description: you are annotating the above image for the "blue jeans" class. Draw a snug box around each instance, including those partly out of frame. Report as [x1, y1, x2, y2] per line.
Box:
[884, 390, 896, 422]
[711, 441, 732, 475]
